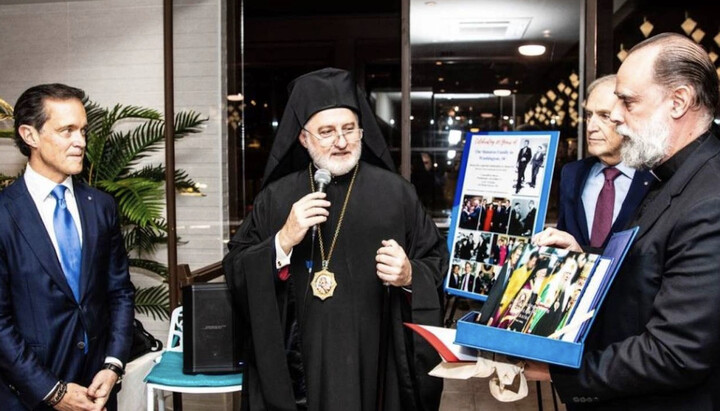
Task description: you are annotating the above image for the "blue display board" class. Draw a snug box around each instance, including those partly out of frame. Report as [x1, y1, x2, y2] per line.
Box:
[445, 131, 560, 301]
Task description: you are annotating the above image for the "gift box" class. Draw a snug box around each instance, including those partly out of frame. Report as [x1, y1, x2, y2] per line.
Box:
[454, 228, 638, 368]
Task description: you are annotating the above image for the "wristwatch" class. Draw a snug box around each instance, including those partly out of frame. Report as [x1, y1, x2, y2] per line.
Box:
[102, 363, 124, 385]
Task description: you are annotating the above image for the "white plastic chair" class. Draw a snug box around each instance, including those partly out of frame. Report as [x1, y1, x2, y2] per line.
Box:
[144, 306, 243, 410]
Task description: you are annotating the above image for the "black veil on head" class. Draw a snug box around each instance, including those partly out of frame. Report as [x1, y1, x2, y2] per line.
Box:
[261, 67, 395, 187]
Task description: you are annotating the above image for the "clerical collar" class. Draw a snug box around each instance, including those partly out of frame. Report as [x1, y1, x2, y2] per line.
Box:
[650, 130, 711, 183]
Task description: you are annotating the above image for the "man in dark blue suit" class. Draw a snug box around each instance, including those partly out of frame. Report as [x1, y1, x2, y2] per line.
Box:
[555, 74, 652, 248]
[0, 84, 134, 410]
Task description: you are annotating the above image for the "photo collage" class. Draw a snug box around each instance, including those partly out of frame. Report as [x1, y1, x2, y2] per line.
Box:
[479, 244, 600, 339]
[447, 133, 556, 299]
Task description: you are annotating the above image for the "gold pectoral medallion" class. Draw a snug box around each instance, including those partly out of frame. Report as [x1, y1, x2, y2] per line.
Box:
[311, 269, 337, 300]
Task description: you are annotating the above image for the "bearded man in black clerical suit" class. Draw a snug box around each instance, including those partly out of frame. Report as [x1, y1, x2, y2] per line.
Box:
[527, 33, 720, 410]
[223, 68, 447, 411]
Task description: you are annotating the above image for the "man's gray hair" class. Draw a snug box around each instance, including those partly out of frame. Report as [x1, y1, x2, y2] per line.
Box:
[586, 74, 616, 99]
[629, 32, 719, 121]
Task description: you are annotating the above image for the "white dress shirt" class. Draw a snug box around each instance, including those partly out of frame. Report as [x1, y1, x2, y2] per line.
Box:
[24, 164, 83, 253]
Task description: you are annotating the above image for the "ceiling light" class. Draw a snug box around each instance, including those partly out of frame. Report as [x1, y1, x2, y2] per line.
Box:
[227, 93, 244, 101]
[493, 89, 512, 97]
[435, 61, 443, 66]
[447, 150, 457, 160]
[518, 44, 546, 56]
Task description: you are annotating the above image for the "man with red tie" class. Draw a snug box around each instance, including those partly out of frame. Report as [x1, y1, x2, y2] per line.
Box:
[555, 74, 652, 248]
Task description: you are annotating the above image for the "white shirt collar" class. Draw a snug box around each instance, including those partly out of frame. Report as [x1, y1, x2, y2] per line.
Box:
[23, 163, 75, 201]
[590, 160, 636, 180]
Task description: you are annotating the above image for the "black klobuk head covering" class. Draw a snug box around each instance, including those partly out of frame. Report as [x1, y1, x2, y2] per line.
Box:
[261, 67, 396, 187]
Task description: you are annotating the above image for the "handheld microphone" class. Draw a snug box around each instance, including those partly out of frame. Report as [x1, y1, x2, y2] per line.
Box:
[311, 168, 332, 240]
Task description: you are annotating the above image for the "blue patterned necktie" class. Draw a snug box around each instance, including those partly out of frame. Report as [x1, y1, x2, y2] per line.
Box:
[51, 185, 82, 302]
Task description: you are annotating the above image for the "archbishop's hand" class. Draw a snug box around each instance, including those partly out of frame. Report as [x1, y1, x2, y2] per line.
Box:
[277, 192, 331, 254]
[87, 369, 117, 409]
[532, 227, 582, 252]
[54, 383, 101, 411]
[376, 239, 412, 287]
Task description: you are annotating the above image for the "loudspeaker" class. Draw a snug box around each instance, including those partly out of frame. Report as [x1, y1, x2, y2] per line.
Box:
[182, 283, 242, 374]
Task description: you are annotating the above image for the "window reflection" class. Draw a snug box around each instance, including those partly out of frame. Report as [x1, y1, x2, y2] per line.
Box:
[409, 0, 581, 223]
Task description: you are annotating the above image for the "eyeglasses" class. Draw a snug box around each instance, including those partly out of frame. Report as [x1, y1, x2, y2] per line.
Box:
[303, 127, 363, 147]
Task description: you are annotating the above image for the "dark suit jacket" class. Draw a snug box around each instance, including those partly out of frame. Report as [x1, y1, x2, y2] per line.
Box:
[0, 178, 134, 410]
[517, 147, 532, 165]
[551, 131, 720, 409]
[556, 157, 652, 247]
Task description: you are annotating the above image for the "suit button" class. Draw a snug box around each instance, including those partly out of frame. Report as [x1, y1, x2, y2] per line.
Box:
[77, 341, 86, 350]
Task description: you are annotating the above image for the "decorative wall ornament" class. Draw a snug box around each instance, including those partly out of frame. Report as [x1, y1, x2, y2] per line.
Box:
[640, 17, 654, 38]
[709, 51, 718, 64]
[714, 32, 720, 48]
[691, 28, 705, 43]
[569, 73, 580, 88]
[681, 13, 697, 35]
[617, 43, 628, 62]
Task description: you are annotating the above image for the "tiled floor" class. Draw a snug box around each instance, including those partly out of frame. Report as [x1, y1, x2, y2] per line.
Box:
[166, 376, 565, 410]
[440, 377, 565, 410]
[165, 303, 567, 410]
[164, 355, 568, 408]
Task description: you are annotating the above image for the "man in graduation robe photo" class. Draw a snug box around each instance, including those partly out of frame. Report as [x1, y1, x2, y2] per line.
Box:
[223, 68, 448, 411]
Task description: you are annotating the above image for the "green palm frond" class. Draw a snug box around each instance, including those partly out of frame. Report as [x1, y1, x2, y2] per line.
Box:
[97, 178, 165, 227]
[125, 164, 197, 190]
[134, 284, 170, 321]
[0, 98, 13, 119]
[129, 258, 168, 278]
[83, 102, 163, 184]
[124, 221, 168, 255]
[0, 174, 16, 190]
[0, 98, 12, 139]
[174, 111, 206, 138]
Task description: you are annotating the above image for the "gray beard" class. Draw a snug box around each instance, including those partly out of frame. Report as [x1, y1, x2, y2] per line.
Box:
[617, 115, 671, 170]
[307, 143, 362, 176]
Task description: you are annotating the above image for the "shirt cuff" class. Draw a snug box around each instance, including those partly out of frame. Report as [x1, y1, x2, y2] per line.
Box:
[104, 356, 123, 369]
[274, 234, 293, 269]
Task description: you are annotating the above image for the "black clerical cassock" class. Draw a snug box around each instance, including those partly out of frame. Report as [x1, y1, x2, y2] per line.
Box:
[223, 68, 448, 411]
